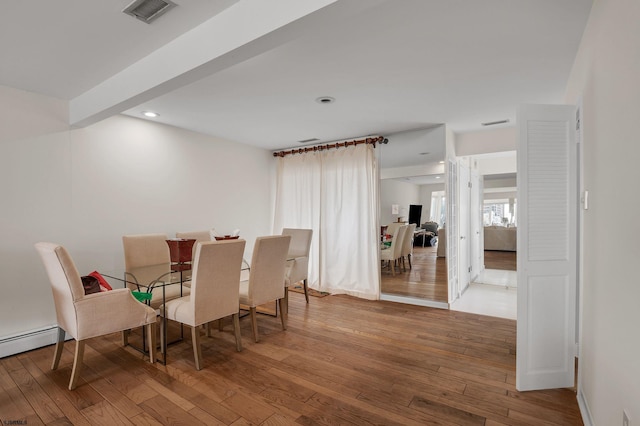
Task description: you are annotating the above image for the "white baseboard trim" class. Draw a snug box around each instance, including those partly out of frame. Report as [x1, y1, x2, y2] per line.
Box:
[577, 388, 594, 426]
[380, 294, 449, 309]
[0, 325, 64, 358]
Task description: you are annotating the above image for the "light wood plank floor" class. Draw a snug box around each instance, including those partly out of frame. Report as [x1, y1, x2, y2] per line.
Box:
[381, 245, 448, 301]
[484, 251, 517, 271]
[1, 292, 582, 425]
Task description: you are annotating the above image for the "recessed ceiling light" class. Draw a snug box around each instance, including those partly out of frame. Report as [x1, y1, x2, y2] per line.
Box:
[436, 176, 442, 179]
[439, 161, 445, 164]
[142, 111, 159, 118]
[315, 96, 335, 104]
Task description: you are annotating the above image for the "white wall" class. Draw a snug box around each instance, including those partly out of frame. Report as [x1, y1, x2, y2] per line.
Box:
[419, 183, 445, 223]
[455, 126, 517, 157]
[564, 0, 640, 424]
[379, 179, 421, 226]
[0, 86, 274, 342]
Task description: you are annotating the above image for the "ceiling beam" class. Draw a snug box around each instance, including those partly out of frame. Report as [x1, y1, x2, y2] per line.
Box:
[70, 0, 383, 128]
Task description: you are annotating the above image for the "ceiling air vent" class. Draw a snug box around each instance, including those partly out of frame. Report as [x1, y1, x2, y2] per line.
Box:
[298, 138, 320, 144]
[481, 119, 510, 127]
[123, 0, 177, 24]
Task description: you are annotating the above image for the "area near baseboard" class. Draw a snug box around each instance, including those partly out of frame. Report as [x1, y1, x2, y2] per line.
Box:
[380, 293, 449, 309]
[577, 388, 594, 426]
[0, 325, 67, 358]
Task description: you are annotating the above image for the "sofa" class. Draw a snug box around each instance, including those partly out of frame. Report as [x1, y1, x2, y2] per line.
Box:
[414, 221, 438, 247]
[484, 226, 517, 251]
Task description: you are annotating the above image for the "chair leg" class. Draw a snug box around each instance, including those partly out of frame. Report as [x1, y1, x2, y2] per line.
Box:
[147, 322, 156, 364]
[284, 287, 289, 315]
[278, 298, 287, 331]
[250, 307, 259, 343]
[51, 327, 65, 370]
[390, 259, 396, 276]
[218, 318, 224, 331]
[232, 313, 242, 352]
[303, 279, 309, 304]
[408, 253, 412, 269]
[205, 322, 212, 337]
[191, 326, 203, 370]
[121, 329, 129, 346]
[69, 340, 85, 390]
[159, 318, 166, 354]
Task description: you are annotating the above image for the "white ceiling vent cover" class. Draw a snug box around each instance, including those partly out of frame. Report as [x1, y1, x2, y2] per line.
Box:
[123, 0, 177, 24]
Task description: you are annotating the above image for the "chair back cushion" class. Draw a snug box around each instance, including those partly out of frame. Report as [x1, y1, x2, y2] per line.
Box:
[401, 223, 417, 256]
[247, 235, 291, 306]
[122, 233, 170, 270]
[176, 231, 211, 260]
[281, 228, 312, 258]
[189, 239, 246, 326]
[35, 242, 83, 337]
[392, 225, 408, 258]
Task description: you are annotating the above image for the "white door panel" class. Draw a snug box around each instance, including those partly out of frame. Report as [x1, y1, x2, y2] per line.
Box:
[458, 163, 470, 295]
[516, 104, 577, 391]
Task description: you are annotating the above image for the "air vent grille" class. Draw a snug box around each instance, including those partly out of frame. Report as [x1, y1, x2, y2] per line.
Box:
[298, 138, 320, 144]
[481, 119, 510, 127]
[123, 0, 176, 24]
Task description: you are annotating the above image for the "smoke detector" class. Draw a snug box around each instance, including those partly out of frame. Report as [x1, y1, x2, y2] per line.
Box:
[123, 0, 177, 24]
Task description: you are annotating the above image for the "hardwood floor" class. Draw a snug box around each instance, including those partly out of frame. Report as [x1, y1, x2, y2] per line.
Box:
[484, 251, 517, 271]
[381, 245, 448, 302]
[1, 293, 582, 425]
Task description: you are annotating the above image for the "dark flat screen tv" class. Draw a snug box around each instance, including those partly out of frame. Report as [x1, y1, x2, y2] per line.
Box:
[409, 204, 422, 225]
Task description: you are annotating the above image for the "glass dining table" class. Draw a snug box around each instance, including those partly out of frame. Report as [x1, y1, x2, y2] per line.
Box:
[101, 260, 253, 364]
[101, 263, 192, 364]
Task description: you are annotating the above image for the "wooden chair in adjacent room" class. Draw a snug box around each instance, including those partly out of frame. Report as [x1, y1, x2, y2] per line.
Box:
[400, 223, 417, 271]
[380, 224, 408, 276]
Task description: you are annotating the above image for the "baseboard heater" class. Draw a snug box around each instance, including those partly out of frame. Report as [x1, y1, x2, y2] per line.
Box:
[0, 325, 69, 359]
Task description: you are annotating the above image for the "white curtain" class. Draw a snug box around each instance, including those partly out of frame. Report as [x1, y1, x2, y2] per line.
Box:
[273, 144, 380, 299]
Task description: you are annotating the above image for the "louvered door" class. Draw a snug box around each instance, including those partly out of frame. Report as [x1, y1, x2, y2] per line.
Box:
[516, 104, 577, 391]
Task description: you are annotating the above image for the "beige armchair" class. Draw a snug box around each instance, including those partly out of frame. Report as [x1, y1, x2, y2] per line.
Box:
[122, 233, 189, 308]
[160, 240, 246, 370]
[282, 228, 313, 304]
[35, 242, 157, 390]
[239, 235, 291, 342]
[380, 224, 408, 276]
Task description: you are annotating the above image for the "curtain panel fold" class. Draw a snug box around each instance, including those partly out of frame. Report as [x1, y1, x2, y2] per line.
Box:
[273, 144, 380, 299]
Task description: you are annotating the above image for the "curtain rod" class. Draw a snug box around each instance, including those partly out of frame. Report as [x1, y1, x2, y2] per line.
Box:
[273, 136, 388, 158]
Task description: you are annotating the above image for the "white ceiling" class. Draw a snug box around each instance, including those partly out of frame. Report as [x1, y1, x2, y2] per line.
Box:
[0, 0, 592, 170]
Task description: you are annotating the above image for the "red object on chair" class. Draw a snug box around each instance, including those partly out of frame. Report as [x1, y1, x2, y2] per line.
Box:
[88, 270, 112, 291]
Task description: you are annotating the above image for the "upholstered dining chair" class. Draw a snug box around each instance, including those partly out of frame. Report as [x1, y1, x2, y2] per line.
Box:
[380, 224, 408, 276]
[385, 222, 403, 237]
[239, 235, 291, 343]
[176, 230, 251, 281]
[35, 242, 157, 390]
[175, 230, 211, 261]
[281, 228, 313, 304]
[400, 223, 417, 271]
[122, 233, 190, 309]
[159, 239, 245, 370]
